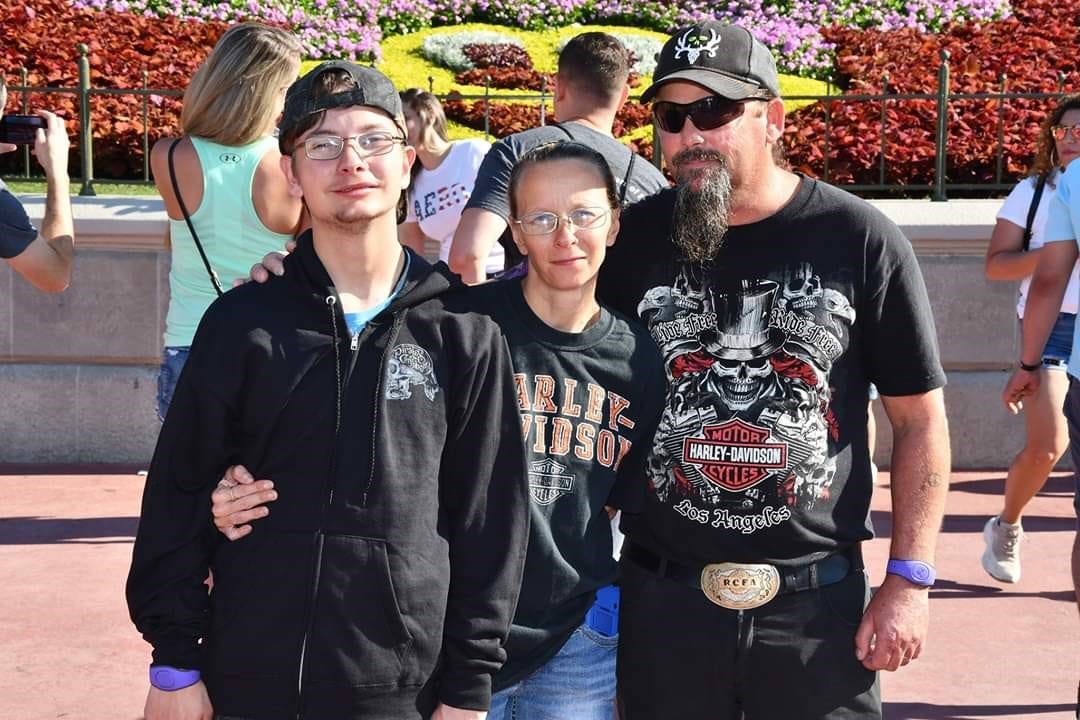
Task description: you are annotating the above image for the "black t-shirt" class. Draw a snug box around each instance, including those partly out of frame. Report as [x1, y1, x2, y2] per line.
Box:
[0, 181, 38, 259]
[467, 279, 665, 689]
[598, 176, 946, 567]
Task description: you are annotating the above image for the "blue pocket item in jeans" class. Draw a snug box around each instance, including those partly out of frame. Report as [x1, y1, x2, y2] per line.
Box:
[585, 585, 620, 637]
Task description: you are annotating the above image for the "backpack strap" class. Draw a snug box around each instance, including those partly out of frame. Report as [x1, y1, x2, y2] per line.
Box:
[168, 138, 224, 297]
[619, 152, 636, 207]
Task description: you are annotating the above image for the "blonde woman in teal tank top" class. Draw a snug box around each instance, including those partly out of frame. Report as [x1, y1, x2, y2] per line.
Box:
[149, 23, 303, 421]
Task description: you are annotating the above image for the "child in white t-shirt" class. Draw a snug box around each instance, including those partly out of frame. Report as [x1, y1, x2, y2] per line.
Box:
[398, 89, 503, 275]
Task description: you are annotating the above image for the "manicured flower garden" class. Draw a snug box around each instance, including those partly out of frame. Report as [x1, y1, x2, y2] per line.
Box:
[65, 0, 1011, 79]
[1, 0, 1077, 192]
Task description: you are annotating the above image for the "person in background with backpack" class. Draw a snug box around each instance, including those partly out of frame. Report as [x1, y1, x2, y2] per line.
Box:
[448, 32, 667, 283]
[983, 94, 1080, 584]
[150, 22, 304, 421]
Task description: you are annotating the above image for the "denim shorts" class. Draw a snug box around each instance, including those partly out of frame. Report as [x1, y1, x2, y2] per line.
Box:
[489, 623, 617, 720]
[1036, 312, 1075, 370]
[156, 346, 190, 422]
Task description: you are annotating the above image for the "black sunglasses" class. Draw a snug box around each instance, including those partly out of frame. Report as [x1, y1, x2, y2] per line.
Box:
[652, 94, 771, 134]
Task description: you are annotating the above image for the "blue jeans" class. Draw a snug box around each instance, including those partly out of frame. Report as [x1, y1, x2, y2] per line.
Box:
[1039, 312, 1076, 368]
[489, 624, 617, 720]
[156, 346, 190, 422]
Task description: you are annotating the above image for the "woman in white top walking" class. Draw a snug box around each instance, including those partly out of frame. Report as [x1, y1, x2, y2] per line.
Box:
[983, 94, 1080, 583]
[398, 89, 502, 276]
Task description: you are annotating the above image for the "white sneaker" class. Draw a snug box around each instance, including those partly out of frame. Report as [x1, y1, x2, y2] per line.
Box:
[981, 515, 1023, 583]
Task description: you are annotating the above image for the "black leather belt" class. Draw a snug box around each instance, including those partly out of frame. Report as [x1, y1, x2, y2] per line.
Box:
[625, 542, 862, 599]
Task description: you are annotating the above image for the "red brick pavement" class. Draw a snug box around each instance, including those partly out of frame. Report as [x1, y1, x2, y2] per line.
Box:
[1, 469, 1077, 720]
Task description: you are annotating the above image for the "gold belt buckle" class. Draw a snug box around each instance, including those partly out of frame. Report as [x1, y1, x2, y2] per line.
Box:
[700, 562, 781, 610]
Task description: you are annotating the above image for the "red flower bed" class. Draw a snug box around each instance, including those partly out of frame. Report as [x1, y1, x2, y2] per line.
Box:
[443, 94, 651, 146]
[784, 0, 1080, 188]
[455, 67, 554, 91]
[462, 43, 534, 70]
[1, 0, 228, 179]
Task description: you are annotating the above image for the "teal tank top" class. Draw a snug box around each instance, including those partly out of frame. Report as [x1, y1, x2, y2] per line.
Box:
[164, 135, 293, 347]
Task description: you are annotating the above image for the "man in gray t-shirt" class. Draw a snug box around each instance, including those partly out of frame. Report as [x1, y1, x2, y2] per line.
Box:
[449, 32, 668, 283]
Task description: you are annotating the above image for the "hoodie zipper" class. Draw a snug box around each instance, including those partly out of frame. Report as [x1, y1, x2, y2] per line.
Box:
[294, 295, 347, 719]
[295, 294, 395, 717]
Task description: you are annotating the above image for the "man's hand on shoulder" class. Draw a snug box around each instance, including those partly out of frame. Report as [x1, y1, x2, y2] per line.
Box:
[431, 703, 487, 720]
[854, 573, 929, 672]
[144, 681, 212, 720]
[211, 464, 276, 541]
[236, 239, 296, 287]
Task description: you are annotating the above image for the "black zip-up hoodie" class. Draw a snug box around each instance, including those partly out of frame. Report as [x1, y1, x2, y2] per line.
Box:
[126, 233, 529, 719]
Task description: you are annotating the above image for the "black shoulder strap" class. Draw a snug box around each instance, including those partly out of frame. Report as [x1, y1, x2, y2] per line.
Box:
[1022, 174, 1048, 252]
[551, 122, 576, 141]
[168, 138, 224, 297]
[619, 151, 636, 206]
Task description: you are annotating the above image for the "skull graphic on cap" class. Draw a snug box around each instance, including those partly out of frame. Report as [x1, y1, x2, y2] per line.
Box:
[673, 28, 722, 65]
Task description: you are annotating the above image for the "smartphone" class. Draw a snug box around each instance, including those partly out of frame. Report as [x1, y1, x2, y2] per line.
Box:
[0, 115, 47, 145]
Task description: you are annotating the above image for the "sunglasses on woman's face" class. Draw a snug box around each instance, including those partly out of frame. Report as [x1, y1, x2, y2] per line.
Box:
[652, 94, 771, 134]
[1052, 124, 1080, 142]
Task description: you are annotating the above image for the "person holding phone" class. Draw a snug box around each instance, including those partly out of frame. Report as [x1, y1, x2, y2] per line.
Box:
[0, 76, 74, 293]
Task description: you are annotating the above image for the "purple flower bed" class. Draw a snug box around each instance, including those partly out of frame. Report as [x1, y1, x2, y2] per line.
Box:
[68, 0, 1011, 77]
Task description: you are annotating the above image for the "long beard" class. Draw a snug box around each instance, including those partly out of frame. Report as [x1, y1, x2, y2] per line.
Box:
[671, 149, 733, 263]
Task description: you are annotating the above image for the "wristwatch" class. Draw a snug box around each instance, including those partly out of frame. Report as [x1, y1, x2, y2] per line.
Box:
[1018, 359, 1042, 372]
[149, 665, 201, 691]
[885, 559, 936, 587]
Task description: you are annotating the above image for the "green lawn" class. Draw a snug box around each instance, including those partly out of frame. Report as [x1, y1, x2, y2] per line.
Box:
[3, 180, 159, 197]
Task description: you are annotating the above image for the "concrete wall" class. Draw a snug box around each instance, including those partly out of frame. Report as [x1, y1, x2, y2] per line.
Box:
[1, 195, 1036, 467]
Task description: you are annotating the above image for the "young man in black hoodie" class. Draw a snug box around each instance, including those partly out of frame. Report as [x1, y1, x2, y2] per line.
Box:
[215, 142, 667, 717]
[126, 62, 529, 720]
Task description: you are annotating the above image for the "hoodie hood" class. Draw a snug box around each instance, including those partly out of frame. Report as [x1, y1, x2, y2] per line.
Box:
[286, 229, 462, 312]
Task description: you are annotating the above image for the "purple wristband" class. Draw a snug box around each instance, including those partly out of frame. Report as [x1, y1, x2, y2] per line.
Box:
[149, 665, 201, 691]
[885, 558, 936, 587]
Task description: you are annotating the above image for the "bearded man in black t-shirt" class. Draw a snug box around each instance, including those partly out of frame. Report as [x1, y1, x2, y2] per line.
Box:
[596, 22, 951, 720]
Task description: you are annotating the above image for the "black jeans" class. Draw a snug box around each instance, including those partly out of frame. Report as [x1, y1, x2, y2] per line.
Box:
[617, 555, 880, 720]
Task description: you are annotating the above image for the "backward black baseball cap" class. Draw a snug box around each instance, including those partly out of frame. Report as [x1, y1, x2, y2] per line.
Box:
[278, 61, 404, 149]
[641, 22, 780, 103]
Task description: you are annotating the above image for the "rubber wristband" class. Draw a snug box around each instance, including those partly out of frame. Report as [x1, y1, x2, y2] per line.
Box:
[885, 558, 936, 587]
[149, 665, 201, 691]
[1018, 360, 1041, 372]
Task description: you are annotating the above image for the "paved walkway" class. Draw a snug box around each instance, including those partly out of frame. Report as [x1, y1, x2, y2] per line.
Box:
[1, 468, 1077, 719]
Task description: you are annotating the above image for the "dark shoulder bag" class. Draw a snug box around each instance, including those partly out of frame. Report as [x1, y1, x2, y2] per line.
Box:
[1022, 174, 1049, 252]
[167, 139, 224, 297]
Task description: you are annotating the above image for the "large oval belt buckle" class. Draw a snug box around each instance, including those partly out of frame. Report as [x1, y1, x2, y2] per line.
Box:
[700, 562, 781, 610]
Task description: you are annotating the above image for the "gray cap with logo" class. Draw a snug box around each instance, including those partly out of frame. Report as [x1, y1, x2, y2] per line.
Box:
[641, 22, 780, 103]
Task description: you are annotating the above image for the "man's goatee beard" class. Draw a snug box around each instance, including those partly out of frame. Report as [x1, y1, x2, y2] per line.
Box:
[672, 150, 733, 263]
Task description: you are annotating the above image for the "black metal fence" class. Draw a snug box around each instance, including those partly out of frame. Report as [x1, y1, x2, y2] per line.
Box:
[1, 45, 1073, 199]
